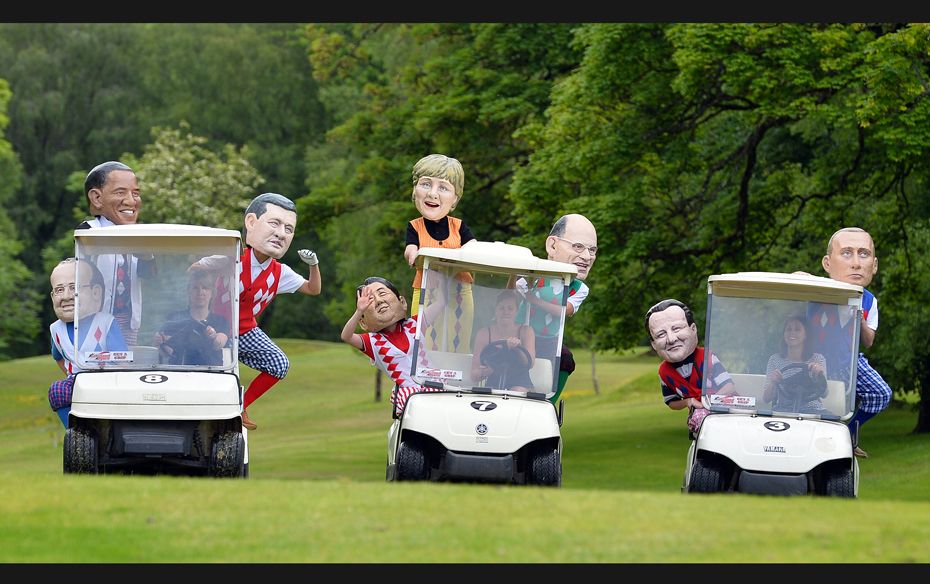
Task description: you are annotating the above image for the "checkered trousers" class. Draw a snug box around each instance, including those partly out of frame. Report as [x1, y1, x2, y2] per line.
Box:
[856, 354, 892, 414]
[49, 375, 76, 411]
[238, 327, 290, 379]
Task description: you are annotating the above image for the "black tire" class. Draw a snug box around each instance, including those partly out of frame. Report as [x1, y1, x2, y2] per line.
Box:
[63, 427, 98, 474]
[395, 440, 429, 481]
[526, 445, 561, 486]
[689, 457, 725, 493]
[209, 431, 244, 478]
[823, 466, 855, 497]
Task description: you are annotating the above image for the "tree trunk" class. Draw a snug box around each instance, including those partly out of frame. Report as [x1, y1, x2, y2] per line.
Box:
[374, 369, 382, 403]
[591, 348, 600, 395]
[915, 366, 930, 433]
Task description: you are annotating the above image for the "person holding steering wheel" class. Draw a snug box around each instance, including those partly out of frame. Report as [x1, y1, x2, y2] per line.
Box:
[763, 314, 828, 414]
[472, 290, 536, 391]
[154, 270, 230, 366]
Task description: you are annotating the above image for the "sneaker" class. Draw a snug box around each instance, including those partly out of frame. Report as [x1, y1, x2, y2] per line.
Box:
[853, 446, 869, 459]
[241, 409, 257, 431]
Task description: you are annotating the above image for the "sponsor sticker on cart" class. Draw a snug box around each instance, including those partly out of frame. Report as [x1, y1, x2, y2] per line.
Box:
[709, 394, 756, 408]
[417, 367, 463, 381]
[84, 351, 134, 363]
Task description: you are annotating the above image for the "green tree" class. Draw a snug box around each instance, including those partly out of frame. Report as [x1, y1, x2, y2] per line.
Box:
[122, 122, 262, 229]
[0, 24, 149, 271]
[0, 77, 40, 359]
[133, 23, 326, 199]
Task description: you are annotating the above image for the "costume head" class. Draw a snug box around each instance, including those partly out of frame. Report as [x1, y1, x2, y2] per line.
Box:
[244, 192, 298, 262]
[84, 161, 140, 225]
[821, 226, 877, 287]
[50, 258, 78, 323]
[410, 153, 464, 222]
[645, 298, 698, 364]
[545, 213, 598, 281]
[52, 257, 105, 320]
[356, 276, 407, 332]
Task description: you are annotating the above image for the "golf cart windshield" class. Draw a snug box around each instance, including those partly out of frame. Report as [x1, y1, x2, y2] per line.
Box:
[73, 224, 240, 372]
[703, 272, 862, 422]
[409, 242, 578, 400]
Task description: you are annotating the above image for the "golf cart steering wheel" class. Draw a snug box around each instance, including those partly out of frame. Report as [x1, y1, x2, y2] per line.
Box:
[777, 361, 823, 399]
[480, 339, 534, 373]
[161, 319, 210, 361]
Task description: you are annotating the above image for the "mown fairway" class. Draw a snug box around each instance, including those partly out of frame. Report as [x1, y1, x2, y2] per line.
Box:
[2, 340, 929, 563]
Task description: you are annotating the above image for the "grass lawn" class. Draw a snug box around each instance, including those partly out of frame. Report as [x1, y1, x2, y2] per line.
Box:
[1, 340, 929, 563]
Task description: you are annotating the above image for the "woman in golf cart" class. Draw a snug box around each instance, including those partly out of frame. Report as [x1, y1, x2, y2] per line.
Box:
[471, 289, 536, 392]
[154, 270, 231, 366]
[762, 314, 828, 414]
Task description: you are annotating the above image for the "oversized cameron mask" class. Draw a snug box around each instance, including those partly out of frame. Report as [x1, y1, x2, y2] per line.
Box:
[648, 304, 699, 364]
[358, 282, 408, 333]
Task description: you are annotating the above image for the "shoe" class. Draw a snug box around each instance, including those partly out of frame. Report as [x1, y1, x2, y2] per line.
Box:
[241, 409, 257, 431]
[853, 446, 869, 459]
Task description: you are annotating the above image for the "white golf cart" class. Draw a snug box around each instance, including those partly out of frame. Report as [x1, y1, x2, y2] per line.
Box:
[385, 241, 575, 486]
[682, 271, 862, 497]
[63, 224, 247, 477]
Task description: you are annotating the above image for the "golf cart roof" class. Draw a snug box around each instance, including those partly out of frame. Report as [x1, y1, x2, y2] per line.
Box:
[416, 241, 578, 278]
[708, 271, 862, 305]
[74, 224, 241, 240]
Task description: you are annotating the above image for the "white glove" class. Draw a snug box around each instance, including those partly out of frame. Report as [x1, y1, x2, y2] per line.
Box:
[298, 249, 319, 266]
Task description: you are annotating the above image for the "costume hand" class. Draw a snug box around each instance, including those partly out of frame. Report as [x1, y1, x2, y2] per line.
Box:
[691, 397, 706, 410]
[298, 249, 319, 266]
[767, 369, 784, 383]
[506, 337, 521, 350]
[356, 285, 374, 312]
[404, 247, 418, 267]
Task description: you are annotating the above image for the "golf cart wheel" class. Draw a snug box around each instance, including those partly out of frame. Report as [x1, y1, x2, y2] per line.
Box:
[526, 444, 561, 486]
[209, 431, 245, 478]
[823, 466, 855, 498]
[395, 440, 429, 481]
[689, 457, 725, 493]
[63, 427, 98, 474]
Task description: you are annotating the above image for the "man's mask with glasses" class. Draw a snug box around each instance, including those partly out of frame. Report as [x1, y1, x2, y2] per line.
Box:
[554, 236, 597, 256]
[51, 283, 91, 297]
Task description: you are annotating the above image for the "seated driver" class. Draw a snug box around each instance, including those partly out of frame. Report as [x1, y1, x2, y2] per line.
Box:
[471, 289, 536, 391]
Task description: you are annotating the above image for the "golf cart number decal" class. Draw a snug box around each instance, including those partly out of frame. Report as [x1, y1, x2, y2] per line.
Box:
[417, 366, 463, 381]
[471, 401, 497, 411]
[764, 421, 790, 432]
[140, 374, 168, 384]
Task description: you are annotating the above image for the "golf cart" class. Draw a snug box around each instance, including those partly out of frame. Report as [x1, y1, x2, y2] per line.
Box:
[63, 224, 247, 477]
[385, 241, 575, 486]
[682, 271, 862, 497]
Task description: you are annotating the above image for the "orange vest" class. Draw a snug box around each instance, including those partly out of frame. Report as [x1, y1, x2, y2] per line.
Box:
[410, 217, 474, 287]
